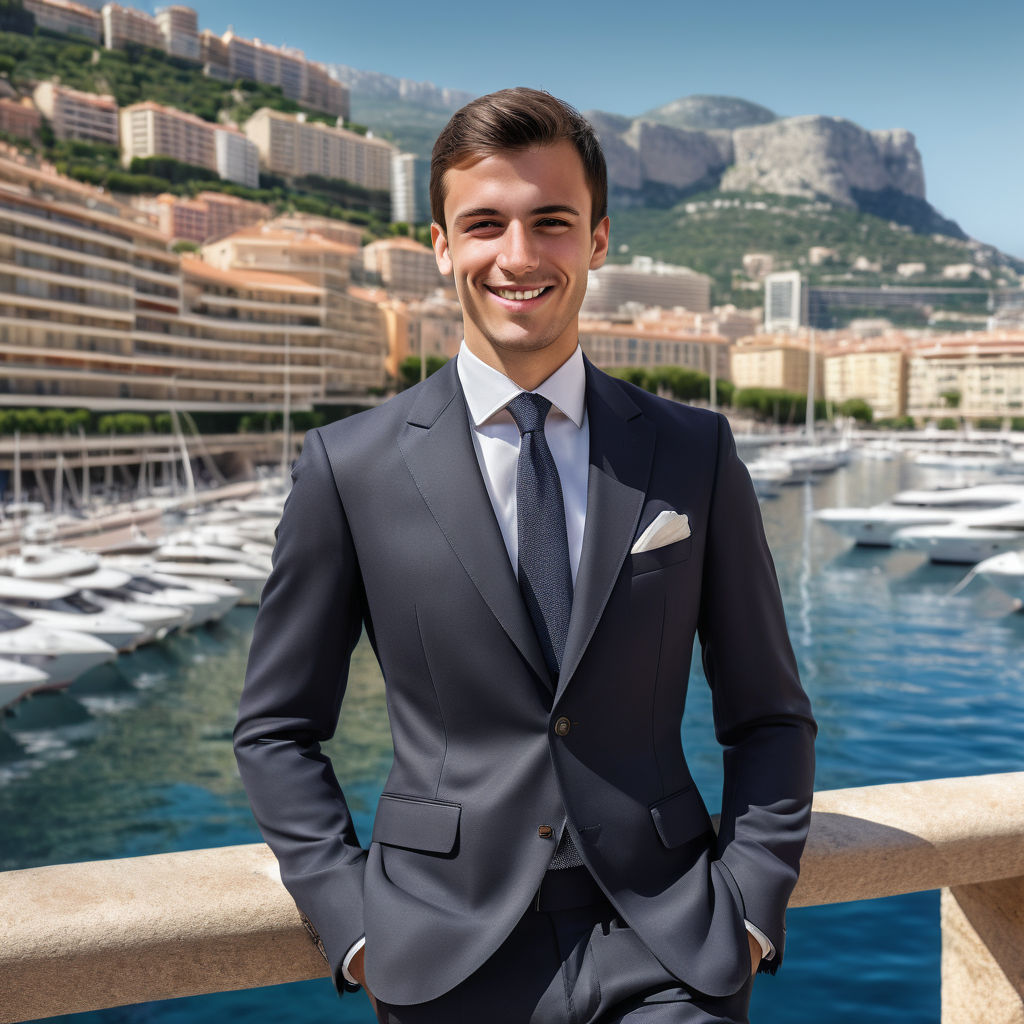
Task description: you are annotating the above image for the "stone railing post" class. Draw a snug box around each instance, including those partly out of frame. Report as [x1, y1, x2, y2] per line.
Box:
[941, 878, 1024, 1024]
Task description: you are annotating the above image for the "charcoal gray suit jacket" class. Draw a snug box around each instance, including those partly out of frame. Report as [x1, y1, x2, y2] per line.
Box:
[234, 356, 816, 1006]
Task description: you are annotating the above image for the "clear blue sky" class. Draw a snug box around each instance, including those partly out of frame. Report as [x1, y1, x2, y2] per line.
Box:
[185, 0, 1023, 258]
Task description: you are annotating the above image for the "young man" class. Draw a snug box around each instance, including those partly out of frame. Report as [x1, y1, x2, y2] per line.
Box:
[235, 88, 816, 1024]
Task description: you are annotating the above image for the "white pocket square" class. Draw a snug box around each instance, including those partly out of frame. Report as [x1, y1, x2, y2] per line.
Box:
[631, 511, 691, 554]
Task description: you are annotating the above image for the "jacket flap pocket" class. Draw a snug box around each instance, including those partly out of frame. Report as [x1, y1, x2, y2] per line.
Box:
[649, 785, 713, 849]
[372, 793, 461, 854]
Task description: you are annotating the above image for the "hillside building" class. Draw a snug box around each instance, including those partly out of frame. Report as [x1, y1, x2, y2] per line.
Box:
[200, 224, 386, 394]
[199, 30, 348, 119]
[101, 3, 163, 51]
[154, 5, 200, 61]
[120, 101, 216, 173]
[213, 127, 260, 189]
[243, 108, 393, 193]
[763, 271, 807, 332]
[390, 152, 421, 224]
[362, 237, 445, 299]
[583, 256, 711, 316]
[22, 0, 102, 42]
[135, 191, 271, 243]
[33, 82, 119, 146]
[0, 99, 42, 143]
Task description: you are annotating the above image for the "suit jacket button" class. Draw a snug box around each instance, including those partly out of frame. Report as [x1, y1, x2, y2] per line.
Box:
[538, 825, 554, 839]
[554, 716, 571, 737]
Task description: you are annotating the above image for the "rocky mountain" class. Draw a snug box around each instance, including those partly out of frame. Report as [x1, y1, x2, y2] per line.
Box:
[640, 95, 777, 132]
[588, 101, 961, 238]
[327, 64, 473, 113]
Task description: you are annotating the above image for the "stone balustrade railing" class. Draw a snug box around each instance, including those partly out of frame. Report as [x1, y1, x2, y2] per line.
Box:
[2, 772, 1023, 1024]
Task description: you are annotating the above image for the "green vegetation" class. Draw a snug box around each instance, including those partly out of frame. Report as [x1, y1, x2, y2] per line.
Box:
[874, 416, 916, 430]
[0, 28, 393, 223]
[838, 398, 874, 424]
[399, 354, 449, 390]
[607, 191, 1022, 305]
[732, 388, 828, 425]
[603, 365, 733, 405]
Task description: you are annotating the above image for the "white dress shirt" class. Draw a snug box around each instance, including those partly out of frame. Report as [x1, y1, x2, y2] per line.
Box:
[341, 342, 771, 983]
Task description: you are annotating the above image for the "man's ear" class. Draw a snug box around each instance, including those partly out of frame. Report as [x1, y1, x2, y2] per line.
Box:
[589, 215, 611, 271]
[431, 222, 453, 276]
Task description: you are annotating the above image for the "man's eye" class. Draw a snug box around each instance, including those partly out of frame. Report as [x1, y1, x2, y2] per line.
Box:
[537, 218, 570, 228]
[467, 220, 500, 231]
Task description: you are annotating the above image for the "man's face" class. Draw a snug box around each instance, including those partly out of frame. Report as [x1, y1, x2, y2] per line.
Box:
[432, 140, 610, 374]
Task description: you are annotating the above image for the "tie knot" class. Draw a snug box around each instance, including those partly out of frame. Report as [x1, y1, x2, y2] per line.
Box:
[506, 392, 552, 435]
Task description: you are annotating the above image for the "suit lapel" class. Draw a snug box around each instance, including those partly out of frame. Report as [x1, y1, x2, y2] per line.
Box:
[557, 362, 655, 702]
[398, 360, 551, 688]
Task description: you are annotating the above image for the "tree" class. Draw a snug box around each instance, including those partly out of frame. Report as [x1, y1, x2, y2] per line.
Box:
[839, 398, 873, 424]
[399, 354, 448, 390]
[940, 390, 961, 409]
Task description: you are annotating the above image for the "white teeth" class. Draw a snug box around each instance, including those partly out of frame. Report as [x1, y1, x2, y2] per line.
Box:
[496, 287, 546, 301]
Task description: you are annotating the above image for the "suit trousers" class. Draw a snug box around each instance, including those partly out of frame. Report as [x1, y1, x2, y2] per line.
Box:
[374, 868, 755, 1024]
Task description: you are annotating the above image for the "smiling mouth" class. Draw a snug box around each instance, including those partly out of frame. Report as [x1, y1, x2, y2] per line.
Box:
[486, 285, 552, 301]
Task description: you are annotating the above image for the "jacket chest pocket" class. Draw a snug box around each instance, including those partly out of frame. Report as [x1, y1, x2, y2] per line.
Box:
[630, 536, 692, 576]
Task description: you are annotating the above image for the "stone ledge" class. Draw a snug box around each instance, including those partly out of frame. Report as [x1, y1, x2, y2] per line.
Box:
[2, 771, 1023, 1022]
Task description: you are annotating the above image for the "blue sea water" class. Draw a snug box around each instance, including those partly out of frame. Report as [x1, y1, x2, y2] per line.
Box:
[2, 453, 1023, 1023]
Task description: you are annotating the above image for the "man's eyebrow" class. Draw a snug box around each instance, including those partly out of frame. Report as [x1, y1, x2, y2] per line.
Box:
[453, 204, 582, 224]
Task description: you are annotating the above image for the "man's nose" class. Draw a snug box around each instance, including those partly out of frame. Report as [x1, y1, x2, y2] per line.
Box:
[495, 222, 537, 274]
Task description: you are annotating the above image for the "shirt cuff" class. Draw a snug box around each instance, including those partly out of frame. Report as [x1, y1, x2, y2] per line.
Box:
[341, 936, 367, 985]
[744, 919, 774, 960]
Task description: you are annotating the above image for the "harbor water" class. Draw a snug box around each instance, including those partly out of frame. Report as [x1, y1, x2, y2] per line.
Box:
[2, 452, 1023, 1023]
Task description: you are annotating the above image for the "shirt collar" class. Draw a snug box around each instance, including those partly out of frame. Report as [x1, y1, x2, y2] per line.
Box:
[456, 341, 586, 428]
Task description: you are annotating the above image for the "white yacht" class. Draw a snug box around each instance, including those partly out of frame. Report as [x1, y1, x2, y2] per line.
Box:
[0, 606, 118, 688]
[815, 484, 1024, 547]
[973, 551, 1024, 605]
[0, 577, 147, 651]
[744, 458, 793, 498]
[891, 502, 1024, 564]
[102, 559, 246, 618]
[0, 658, 52, 709]
[65, 569, 192, 643]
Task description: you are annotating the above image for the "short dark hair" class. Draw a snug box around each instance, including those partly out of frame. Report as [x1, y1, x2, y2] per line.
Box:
[429, 87, 607, 232]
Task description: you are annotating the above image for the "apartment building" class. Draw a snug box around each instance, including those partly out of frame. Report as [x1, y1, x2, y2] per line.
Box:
[730, 334, 821, 394]
[362, 237, 445, 299]
[214, 127, 260, 189]
[763, 271, 807, 332]
[382, 293, 463, 378]
[906, 332, 1024, 420]
[583, 256, 711, 316]
[154, 5, 200, 61]
[0, 151, 385, 409]
[244, 108, 393, 193]
[578, 319, 730, 381]
[201, 224, 386, 394]
[200, 30, 348, 119]
[268, 213, 364, 249]
[390, 152, 421, 224]
[101, 2, 164, 51]
[33, 82, 119, 146]
[22, 0, 102, 42]
[120, 101, 216, 173]
[136, 190, 271, 243]
[822, 338, 908, 419]
[0, 99, 41, 143]
[0, 151, 182, 408]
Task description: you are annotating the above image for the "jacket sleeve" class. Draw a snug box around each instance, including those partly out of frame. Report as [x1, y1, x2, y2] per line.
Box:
[697, 414, 817, 974]
[233, 427, 369, 992]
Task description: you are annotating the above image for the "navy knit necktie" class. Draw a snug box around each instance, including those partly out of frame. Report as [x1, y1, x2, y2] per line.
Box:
[507, 392, 573, 681]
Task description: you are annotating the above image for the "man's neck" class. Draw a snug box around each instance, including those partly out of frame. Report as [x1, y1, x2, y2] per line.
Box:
[463, 336, 579, 392]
